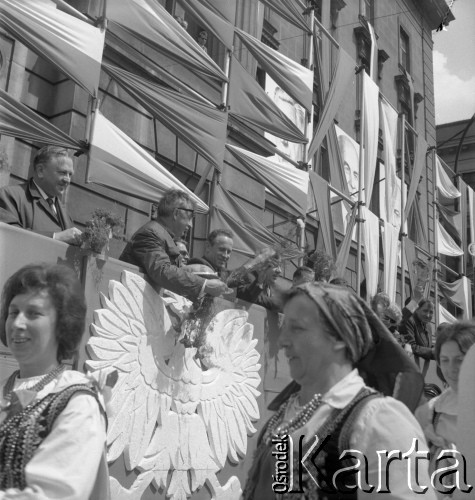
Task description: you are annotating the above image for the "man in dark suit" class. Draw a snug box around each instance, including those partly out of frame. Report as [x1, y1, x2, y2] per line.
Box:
[120, 189, 229, 301]
[0, 145, 82, 245]
[187, 228, 233, 280]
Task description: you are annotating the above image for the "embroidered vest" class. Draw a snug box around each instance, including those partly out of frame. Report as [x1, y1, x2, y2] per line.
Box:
[0, 384, 98, 490]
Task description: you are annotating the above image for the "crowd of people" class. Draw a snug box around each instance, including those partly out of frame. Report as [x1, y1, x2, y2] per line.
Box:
[1, 147, 474, 499]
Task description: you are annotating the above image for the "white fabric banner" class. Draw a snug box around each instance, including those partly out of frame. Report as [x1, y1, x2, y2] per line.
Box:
[367, 21, 378, 82]
[106, 0, 226, 81]
[462, 277, 472, 319]
[87, 111, 208, 213]
[439, 304, 457, 324]
[380, 98, 399, 225]
[362, 206, 380, 298]
[437, 221, 464, 256]
[436, 155, 461, 199]
[383, 221, 399, 302]
[0, 0, 104, 96]
[468, 185, 475, 266]
[363, 73, 379, 204]
[226, 144, 309, 215]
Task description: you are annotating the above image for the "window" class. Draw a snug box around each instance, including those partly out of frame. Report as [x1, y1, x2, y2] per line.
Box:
[399, 27, 410, 73]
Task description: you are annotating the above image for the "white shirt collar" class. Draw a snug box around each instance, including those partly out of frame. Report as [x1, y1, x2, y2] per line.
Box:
[321, 368, 368, 409]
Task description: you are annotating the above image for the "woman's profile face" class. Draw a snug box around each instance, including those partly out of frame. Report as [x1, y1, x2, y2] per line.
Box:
[415, 302, 434, 324]
[439, 340, 465, 391]
[280, 294, 342, 386]
[5, 289, 59, 372]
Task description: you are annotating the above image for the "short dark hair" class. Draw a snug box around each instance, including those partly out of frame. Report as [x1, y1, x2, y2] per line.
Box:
[158, 189, 193, 217]
[370, 292, 390, 312]
[207, 229, 233, 245]
[293, 266, 315, 280]
[434, 321, 475, 365]
[0, 263, 87, 362]
[417, 298, 434, 310]
[33, 146, 69, 170]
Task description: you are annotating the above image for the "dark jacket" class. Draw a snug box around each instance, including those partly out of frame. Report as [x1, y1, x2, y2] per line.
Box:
[119, 220, 205, 301]
[400, 310, 434, 360]
[0, 179, 73, 237]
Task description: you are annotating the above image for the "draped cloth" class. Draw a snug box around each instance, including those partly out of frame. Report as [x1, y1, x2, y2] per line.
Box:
[380, 97, 399, 225]
[439, 277, 472, 319]
[228, 57, 307, 143]
[275, 283, 424, 411]
[257, 0, 311, 33]
[439, 304, 457, 324]
[438, 203, 462, 245]
[436, 155, 460, 199]
[176, 0, 235, 49]
[404, 134, 428, 223]
[334, 203, 358, 276]
[383, 222, 399, 302]
[87, 111, 208, 213]
[437, 221, 464, 256]
[468, 185, 475, 267]
[307, 48, 355, 159]
[103, 63, 227, 171]
[235, 28, 313, 112]
[362, 207, 380, 298]
[308, 172, 337, 259]
[362, 73, 380, 205]
[0, 89, 82, 150]
[106, 0, 226, 81]
[226, 145, 309, 216]
[0, 0, 104, 96]
[211, 184, 280, 257]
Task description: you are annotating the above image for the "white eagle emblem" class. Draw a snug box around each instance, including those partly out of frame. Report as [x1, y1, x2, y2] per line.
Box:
[86, 271, 261, 499]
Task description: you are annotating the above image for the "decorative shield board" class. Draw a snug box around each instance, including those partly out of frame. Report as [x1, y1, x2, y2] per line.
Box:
[86, 271, 261, 499]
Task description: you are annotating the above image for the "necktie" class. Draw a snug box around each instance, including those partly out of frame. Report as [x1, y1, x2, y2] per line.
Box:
[46, 197, 57, 215]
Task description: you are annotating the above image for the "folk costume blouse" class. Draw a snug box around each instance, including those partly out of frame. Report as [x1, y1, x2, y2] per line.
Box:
[0, 370, 108, 500]
[244, 370, 436, 500]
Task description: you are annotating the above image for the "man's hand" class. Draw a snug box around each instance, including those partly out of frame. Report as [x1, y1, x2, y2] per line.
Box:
[204, 279, 231, 296]
[54, 227, 83, 246]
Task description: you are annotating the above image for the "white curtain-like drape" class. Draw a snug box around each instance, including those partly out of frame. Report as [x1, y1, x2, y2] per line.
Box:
[0, 0, 104, 96]
[362, 206, 380, 298]
[439, 304, 457, 324]
[436, 155, 461, 199]
[226, 145, 309, 215]
[362, 73, 379, 205]
[437, 221, 464, 256]
[383, 222, 399, 302]
[87, 111, 208, 213]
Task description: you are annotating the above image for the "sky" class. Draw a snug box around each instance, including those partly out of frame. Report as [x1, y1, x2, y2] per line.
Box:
[433, 0, 475, 124]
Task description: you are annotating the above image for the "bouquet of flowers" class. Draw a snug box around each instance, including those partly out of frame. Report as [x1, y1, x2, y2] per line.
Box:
[81, 208, 124, 254]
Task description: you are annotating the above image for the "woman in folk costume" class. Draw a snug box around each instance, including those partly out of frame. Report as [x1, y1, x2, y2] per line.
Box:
[243, 283, 434, 499]
[0, 263, 109, 500]
[416, 322, 475, 498]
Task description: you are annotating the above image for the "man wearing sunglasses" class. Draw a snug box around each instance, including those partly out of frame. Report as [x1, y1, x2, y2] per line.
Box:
[120, 189, 229, 300]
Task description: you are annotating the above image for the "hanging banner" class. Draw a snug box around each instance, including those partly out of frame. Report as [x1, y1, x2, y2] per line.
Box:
[362, 206, 380, 298]
[87, 111, 208, 213]
[308, 47, 355, 159]
[226, 144, 309, 216]
[439, 304, 457, 324]
[176, 0, 235, 50]
[257, 0, 311, 33]
[211, 183, 280, 257]
[439, 277, 472, 319]
[0, 89, 82, 149]
[383, 221, 399, 302]
[0, 0, 104, 96]
[106, 0, 227, 82]
[362, 72, 379, 204]
[436, 155, 460, 199]
[404, 133, 428, 223]
[103, 64, 227, 171]
[437, 221, 464, 256]
[228, 56, 307, 144]
[235, 28, 313, 112]
[264, 76, 306, 168]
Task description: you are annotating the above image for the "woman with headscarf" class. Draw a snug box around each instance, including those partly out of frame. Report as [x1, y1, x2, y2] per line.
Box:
[243, 283, 433, 499]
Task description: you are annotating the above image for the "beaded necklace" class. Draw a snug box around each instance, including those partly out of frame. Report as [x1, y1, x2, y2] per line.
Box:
[263, 392, 323, 445]
[1, 364, 65, 420]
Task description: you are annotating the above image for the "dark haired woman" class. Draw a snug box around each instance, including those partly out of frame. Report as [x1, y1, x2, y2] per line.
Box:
[0, 263, 108, 499]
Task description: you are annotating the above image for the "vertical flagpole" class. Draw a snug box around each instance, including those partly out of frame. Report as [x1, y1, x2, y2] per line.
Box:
[432, 147, 439, 327]
[356, 68, 365, 295]
[400, 114, 407, 307]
